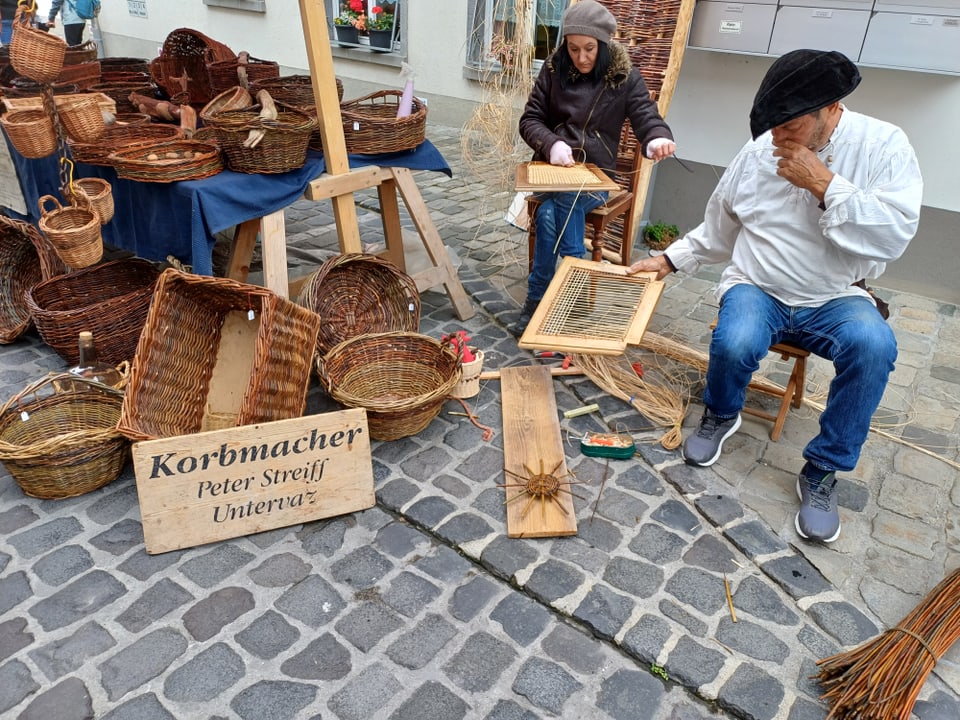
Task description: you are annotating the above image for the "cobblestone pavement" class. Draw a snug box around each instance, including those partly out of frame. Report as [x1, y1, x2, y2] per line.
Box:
[2, 123, 959, 720]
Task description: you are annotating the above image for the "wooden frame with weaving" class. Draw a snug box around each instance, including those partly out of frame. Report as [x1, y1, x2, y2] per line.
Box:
[526, 0, 696, 269]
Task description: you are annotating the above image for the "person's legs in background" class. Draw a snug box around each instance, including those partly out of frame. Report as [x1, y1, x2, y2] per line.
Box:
[64, 22, 85, 46]
[1, 19, 13, 45]
[510, 190, 606, 336]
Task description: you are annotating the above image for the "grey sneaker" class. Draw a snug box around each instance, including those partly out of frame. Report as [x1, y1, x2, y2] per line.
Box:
[682, 410, 741, 466]
[509, 298, 539, 337]
[795, 469, 841, 543]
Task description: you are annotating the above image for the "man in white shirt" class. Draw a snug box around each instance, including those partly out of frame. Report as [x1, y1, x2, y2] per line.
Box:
[629, 49, 923, 543]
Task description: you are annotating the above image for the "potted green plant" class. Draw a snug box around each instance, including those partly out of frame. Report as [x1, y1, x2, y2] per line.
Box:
[334, 0, 366, 45]
[643, 220, 680, 254]
[368, 5, 395, 51]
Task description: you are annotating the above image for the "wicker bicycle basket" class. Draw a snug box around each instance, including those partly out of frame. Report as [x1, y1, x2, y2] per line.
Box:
[341, 90, 427, 154]
[0, 108, 57, 158]
[9, 6, 66, 85]
[206, 104, 316, 173]
[0, 373, 129, 499]
[207, 51, 279, 96]
[117, 269, 321, 442]
[109, 140, 223, 183]
[297, 253, 420, 359]
[37, 194, 103, 269]
[0, 215, 65, 344]
[318, 332, 461, 441]
[67, 123, 182, 166]
[24, 257, 161, 366]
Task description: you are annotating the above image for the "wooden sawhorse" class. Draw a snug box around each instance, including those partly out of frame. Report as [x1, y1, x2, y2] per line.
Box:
[226, 165, 475, 322]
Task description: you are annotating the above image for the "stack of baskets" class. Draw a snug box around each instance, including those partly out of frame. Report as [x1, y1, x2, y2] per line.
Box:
[298, 254, 461, 441]
[0, 215, 65, 345]
[341, 90, 428, 155]
[0, 373, 129, 499]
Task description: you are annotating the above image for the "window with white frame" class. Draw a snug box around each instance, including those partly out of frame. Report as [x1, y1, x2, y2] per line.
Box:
[467, 0, 567, 69]
[330, 0, 400, 48]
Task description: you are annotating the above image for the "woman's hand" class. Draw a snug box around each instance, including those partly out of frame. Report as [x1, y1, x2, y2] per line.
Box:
[549, 141, 575, 167]
[645, 138, 676, 162]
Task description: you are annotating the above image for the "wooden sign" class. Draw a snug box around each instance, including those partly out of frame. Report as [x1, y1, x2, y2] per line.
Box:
[133, 410, 375, 554]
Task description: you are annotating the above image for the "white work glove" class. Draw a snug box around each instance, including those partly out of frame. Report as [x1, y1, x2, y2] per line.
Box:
[549, 140, 575, 167]
[645, 137, 676, 161]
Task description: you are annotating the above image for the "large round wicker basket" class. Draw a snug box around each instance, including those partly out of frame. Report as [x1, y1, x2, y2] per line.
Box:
[318, 332, 461, 441]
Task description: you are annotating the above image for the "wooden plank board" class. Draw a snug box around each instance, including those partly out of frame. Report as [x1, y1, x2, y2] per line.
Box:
[133, 410, 375, 554]
[500, 366, 577, 538]
[515, 162, 620, 192]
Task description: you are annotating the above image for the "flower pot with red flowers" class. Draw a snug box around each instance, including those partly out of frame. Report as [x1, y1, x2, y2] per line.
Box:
[368, 6, 395, 51]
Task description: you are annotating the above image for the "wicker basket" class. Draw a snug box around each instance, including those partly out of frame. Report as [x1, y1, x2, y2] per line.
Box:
[199, 85, 252, 123]
[89, 81, 155, 114]
[99, 70, 151, 84]
[24, 257, 161, 366]
[150, 28, 235, 105]
[56, 93, 106, 142]
[98, 57, 150, 75]
[0, 108, 57, 158]
[0, 373, 128, 499]
[319, 332, 461, 441]
[207, 51, 279, 95]
[112, 112, 153, 126]
[117, 269, 321, 442]
[0, 215, 65, 344]
[207, 104, 316, 173]
[56, 60, 101, 90]
[9, 6, 66, 85]
[68, 177, 114, 224]
[37, 195, 103, 269]
[297, 253, 420, 358]
[249, 74, 344, 110]
[68, 123, 182, 166]
[63, 40, 99, 65]
[109, 140, 223, 183]
[341, 90, 427, 154]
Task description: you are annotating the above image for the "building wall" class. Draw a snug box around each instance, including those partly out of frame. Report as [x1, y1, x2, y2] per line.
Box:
[94, 0, 956, 300]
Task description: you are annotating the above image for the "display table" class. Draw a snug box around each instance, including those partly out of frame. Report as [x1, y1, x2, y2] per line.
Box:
[4, 137, 451, 277]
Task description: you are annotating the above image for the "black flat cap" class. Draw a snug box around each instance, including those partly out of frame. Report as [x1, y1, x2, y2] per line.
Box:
[749, 49, 861, 139]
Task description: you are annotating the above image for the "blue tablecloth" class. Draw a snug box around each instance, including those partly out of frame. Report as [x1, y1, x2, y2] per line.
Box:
[5, 138, 452, 275]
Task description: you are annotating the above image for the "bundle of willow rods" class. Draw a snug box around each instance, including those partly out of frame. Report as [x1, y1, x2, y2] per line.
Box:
[571, 350, 691, 450]
[816, 568, 960, 720]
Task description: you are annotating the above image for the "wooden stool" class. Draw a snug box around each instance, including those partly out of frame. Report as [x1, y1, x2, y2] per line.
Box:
[710, 319, 810, 442]
[526, 190, 635, 271]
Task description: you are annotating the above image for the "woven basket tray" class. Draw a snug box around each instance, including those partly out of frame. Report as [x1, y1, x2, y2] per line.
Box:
[68, 124, 183, 166]
[117, 269, 321, 441]
[296, 253, 420, 359]
[110, 140, 223, 183]
[0, 373, 128, 499]
[25, 257, 161, 366]
[318, 332, 461, 441]
[207, 104, 316, 174]
[0, 215, 65, 344]
[341, 90, 427, 154]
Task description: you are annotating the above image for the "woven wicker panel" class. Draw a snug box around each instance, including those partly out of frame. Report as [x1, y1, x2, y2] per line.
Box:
[206, 105, 316, 173]
[109, 140, 223, 183]
[296, 253, 421, 358]
[25, 257, 161, 366]
[0, 216, 65, 344]
[0, 374, 128, 499]
[318, 332, 461, 441]
[68, 123, 182, 166]
[341, 90, 427, 154]
[117, 269, 321, 442]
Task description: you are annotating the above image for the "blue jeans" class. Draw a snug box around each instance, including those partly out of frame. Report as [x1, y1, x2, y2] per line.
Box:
[1, 19, 12, 45]
[707, 283, 897, 472]
[527, 190, 607, 302]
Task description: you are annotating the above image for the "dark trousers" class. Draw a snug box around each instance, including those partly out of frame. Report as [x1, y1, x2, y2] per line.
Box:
[64, 22, 84, 46]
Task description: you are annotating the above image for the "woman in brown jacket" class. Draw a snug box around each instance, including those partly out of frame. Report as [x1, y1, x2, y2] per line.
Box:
[512, 0, 676, 335]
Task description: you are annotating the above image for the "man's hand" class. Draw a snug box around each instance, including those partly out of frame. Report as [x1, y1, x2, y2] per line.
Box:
[549, 141, 575, 167]
[772, 139, 834, 202]
[627, 253, 673, 280]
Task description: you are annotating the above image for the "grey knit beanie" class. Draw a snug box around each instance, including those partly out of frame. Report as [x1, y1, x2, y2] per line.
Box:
[562, 0, 617, 44]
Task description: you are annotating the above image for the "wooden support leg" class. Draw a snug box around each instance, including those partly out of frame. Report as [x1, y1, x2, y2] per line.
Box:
[377, 175, 407, 273]
[226, 210, 289, 298]
[389, 167, 475, 321]
[226, 219, 258, 282]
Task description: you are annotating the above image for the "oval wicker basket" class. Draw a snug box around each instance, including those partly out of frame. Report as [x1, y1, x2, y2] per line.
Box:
[318, 332, 461, 441]
[0, 108, 57, 158]
[297, 253, 420, 359]
[206, 104, 316, 174]
[109, 140, 223, 183]
[24, 257, 161, 367]
[0, 373, 129, 500]
[38, 195, 103, 269]
[0, 215, 65, 344]
[9, 7, 66, 85]
[341, 90, 427, 154]
[68, 124, 183, 166]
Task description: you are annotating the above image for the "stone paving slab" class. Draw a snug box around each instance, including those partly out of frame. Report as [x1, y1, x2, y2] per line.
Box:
[1, 122, 959, 719]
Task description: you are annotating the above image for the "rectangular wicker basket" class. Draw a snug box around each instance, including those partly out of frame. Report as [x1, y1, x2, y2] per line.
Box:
[117, 269, 321, 442]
